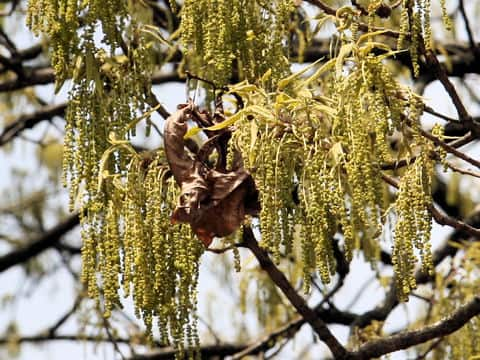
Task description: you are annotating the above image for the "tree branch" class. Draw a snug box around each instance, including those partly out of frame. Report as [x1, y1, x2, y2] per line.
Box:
[47, 295, 83, 337]
[0, 68, 181, 93]
[350, 296, 480, 359]
[129, 344, 247, 360]
[419, 127, 480, 169]
[241, 226, 349, 359]
[0, 103, 67, 146]
[0, 213, 79, 273]
[0, 71, 182, 145]
[382, 173, 480, 239]
[458, 0, 476, 52]
[0, 334, 132, 346]
[422, 47, 480, 137]
[0, 66, 55, 92]
[232, 274, 347, 360]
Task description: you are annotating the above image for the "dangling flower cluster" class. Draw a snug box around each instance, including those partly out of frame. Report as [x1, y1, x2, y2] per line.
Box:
[62, 28, 154, 212]
[397, 0, 430, 50]
[299, 149, 340, 287]
[396, 0, 452, 76]
[392, 151, 434, 301]
[28, 0, 156, 212]
[331, 53, 406, 264]
[28, 1, 205, 353]
[226, 34, 437, 299]
[27, 0, 80, 86]
[255, 128, 298, 263]
[82, 152, 204, 353]
[27, 0, 128, 87]
[431, 123, 447, 169]
[181, 0, 296, 88]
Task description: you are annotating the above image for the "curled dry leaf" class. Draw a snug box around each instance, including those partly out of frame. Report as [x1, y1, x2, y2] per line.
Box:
[164, 103, 260, 247]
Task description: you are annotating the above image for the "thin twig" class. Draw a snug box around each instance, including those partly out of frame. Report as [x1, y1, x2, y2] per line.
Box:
[423, 49, 475, 131]
[445, 161, 480, 178]
[198, 316, 222, 344]
[410, 293, 433, 304]
[47, 295, 83, 336]
[0, 103, 67, 146]
[232, 276, 345, 359]
[381, 130, 476, 171]
[0, 213, 80, 273]
[419, 128, 480, 169]
[381, 173, 480, 239]
[102, 316, 127, 360]
[423, 105, 461, 123]
[415, 337, 444, 360]
[458, 0, 476, 52]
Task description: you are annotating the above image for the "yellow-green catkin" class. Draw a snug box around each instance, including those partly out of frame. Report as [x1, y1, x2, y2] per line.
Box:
[439, 0, 452, 31]
[411, 10, 421, 77]
[255, 129, 297, 263]
[331, 56, 395, 264]
[392, 152, 434, 301]
[227, 37, 438, 306]
[181, 0, 295, 88]
[27, 0, 204, 353]
[26, 0, 79, 86]
[102, 155, 204, 352]
[422, 0, 432, 49]
[397, 0, 410, 50]
[300, 149, 337, 284]
[28, 0, 154, 212]
[396, 0, 451, 72]
[432, 123, 447, 169]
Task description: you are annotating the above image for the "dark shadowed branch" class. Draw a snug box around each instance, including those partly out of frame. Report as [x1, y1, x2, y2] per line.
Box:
[350, 296, 480, 359]
[0, 103, 67, 146]
[241, 226, 349, 359]
[0, 68, 181, 93]
[0, 213, 79, 273]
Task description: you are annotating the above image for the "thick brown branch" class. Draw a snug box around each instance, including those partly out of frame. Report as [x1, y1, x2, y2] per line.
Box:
[0, 213, 79, 273]
[382, 173, 480, 238]
[232, 275, 348, 360]
[350, 296, 480, 359]
[242, 227, 349, 359]
[300, 39, 480, 82]
[381, 131, 476, 171]
[429, 205, 480, 239]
